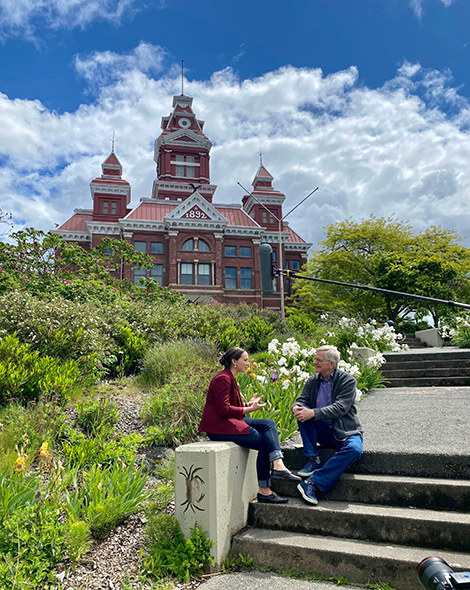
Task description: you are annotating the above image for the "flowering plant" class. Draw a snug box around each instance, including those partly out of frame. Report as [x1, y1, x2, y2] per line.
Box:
[238, 334, 387, 441]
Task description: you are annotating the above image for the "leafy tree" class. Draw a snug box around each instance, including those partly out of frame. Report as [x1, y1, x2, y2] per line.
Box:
[0, 229, 153, 285]
[375, 227, 470, 326]
[289, 216, 470, 325]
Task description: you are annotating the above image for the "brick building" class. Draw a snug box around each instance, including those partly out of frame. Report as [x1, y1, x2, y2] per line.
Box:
[54, 93, 311, 308]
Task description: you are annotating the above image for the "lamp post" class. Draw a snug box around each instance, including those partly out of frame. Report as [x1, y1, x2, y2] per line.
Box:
[238, 182, 318, 320]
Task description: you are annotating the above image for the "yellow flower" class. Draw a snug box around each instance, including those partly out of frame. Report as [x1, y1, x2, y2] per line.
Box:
[14, 454, 28, 473]
[38, 442, 49, 458]
[252, 362, 258, 369]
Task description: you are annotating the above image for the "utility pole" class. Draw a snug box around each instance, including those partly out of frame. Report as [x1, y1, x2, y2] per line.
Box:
[238, 182, 318, 320]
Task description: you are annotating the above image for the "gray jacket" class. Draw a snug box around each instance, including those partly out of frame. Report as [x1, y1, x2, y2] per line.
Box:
[292, 369, 363, 441]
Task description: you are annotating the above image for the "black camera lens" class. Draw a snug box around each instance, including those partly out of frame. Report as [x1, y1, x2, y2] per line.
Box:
[418, 557, 454, 590]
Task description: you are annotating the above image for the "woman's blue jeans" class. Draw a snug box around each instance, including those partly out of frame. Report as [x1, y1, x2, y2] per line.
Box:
[208, 418, 283, 487]
[297, 408, 363, 492]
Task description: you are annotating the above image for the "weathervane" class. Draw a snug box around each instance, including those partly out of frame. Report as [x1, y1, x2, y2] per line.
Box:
[259, 147, 264, 166]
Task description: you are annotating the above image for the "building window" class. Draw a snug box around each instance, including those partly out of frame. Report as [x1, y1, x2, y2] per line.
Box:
[198, 238, 210, 252]
[150, 241, 164, 254]
[272, 249, 277, 262]
[224, 245, 236, 257]
[198, 263, 211, 285]
[225, 267, 237, 289]
[285, 260, 289, 269]
[104, 247, 113, 255]
[181, 262, 194, 285]
[270, 213, 275, 224]
[134, 241, 147, 253]
[150, 264, 164, 286]
[111, 202, 117, 215]
[103, 201, 109, 214]
[240, 246, 252, 258]
[240, 267, 252, 289]
[175, 155, 197, 178]
[292, 260, 300, 270]
[262, 211, 267, 223]
[133, 266, 146, 285]
[182, 238, 211, 252]
[182, 238, 194, 251]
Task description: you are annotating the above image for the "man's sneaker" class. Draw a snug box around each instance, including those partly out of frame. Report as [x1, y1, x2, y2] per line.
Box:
[297, 480, 318, 505]
[297, 458, 321, 477]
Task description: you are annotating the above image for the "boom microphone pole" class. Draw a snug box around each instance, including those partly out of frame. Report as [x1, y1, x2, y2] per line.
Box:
[258, 243, 470, 311]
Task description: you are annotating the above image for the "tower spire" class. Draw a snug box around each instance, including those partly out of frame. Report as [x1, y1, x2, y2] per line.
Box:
[181, 59, 184, 95]
[109, 131, 117, 153]
[259, 146, 264, 166]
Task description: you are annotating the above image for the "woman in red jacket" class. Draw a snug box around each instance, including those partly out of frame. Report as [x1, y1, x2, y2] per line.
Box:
[199, 346, 300, 504]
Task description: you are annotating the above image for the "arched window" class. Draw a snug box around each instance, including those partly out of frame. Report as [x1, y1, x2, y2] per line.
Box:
[198, 238, 210, 252]
[182, 238, 194, 251]
[181, 238, 211, 252]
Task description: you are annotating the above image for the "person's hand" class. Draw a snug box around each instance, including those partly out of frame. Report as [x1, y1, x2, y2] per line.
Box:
[245, 394, 266, 413]
[292, 405, 315, 422]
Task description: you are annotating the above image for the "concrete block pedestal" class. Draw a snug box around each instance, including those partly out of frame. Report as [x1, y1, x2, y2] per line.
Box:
[175, 441, 258, 568]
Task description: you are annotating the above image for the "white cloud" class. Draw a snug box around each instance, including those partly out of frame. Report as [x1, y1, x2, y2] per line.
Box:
[410, 0, 457, 20]
[2, 45, 470, 253]
[0, 0, 145, 41]
[74, 42, 167, 94]
[409, 0, 424, 19]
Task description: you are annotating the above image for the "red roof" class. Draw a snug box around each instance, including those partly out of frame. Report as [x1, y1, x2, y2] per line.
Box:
[125, 201, 178, 221]
[215, 207, 259, 227]
[104, 153, 121, 166]
[57, 211, 92, 232]
[257, 165, 272, 178]
[284, 225, 307, 244]
[91, 177, 130, 187]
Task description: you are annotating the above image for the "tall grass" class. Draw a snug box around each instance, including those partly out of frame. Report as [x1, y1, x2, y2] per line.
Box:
[140, 340, 219, 446]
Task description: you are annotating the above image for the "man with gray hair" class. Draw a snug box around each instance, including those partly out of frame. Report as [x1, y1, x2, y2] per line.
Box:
[292, 345, 363, 505]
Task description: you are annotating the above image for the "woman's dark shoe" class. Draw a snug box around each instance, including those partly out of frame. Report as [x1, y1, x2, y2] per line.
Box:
[257, 492, 288, 504]
[271, 469, 302, 482]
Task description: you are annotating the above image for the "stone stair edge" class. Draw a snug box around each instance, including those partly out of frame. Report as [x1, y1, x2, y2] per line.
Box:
[231, 528, 470, 590]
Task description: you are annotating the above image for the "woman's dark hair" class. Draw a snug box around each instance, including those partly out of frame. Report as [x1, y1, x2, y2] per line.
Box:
[220, 347, 246, 369]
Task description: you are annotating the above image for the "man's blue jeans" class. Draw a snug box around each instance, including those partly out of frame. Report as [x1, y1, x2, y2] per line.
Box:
[208, 418, 283, 488]
[297, 408, 363, 492]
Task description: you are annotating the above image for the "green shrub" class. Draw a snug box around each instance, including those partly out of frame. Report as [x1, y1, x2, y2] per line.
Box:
[142, 374, 208, 447]
[241, 316, 275, 352]
[65, 519, 92, 566]
[142, 517, 213, 583]
[0, 334, 81, 406]
[138, 339, 217, 390]
[0, 398, 66, 470]
[62, 429, 143, 469]
[76, 398, 120, 436]
[0, 470, 66, 589]
[113, 323, 149, 376]
[65, 463, 148, 539]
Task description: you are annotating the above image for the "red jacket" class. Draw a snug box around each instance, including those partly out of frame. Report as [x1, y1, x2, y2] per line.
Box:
[199, 368, 250, 435]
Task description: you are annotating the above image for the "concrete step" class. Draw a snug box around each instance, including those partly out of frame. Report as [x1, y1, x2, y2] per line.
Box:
[381, 367, 470, 378]
[271, 473, 470, 512]
[383, 349, 470, 362]
[281, 448, 470, 480]
[231, 528, 470, 590]
[382, 359, 470, 369]
[384, 376, 470, 387]
[247, 496, 470, 552]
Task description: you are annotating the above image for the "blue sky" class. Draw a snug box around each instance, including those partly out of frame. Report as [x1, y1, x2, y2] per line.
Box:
[1, 0, 470, 249]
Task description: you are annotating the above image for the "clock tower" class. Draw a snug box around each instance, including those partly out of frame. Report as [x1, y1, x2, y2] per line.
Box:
[151, 94, 217, 203]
